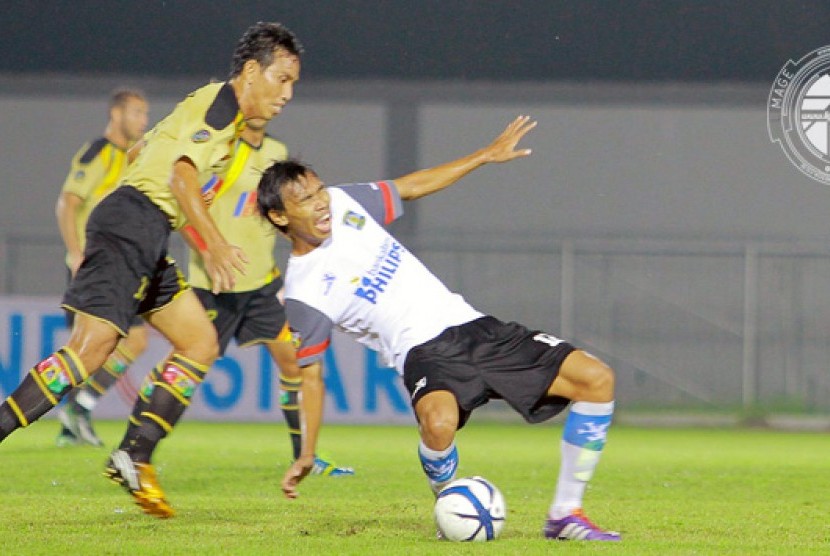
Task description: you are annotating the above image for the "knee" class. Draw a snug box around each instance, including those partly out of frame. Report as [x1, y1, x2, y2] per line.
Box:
[184, 326, 220, 365]
[203, 334, 221, 364]
[124, 328, 149, 357]
[67, 329, 118, 372]
[419, 408, 458, 449]
[580, 358, 615, 402]
[281, 365, 302, 381]
[302, 366, 323, 386]
[272, 346, 302, 381]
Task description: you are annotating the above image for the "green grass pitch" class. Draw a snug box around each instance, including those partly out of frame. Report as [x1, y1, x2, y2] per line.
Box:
[1, 419, 829, 554]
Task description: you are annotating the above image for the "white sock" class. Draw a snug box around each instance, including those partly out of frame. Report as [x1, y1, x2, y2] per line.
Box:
[75, 389, 98, 411]
[550, 400, 614, 519]
[418, 440, 458, 496]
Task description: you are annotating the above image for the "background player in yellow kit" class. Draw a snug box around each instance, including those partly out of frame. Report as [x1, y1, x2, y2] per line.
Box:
[55, 88, 150, 447]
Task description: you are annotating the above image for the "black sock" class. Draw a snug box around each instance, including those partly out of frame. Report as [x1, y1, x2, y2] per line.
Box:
[279, 373, 303, 460]
[0, 348, 87, 440]
[117, 364, 159, 451]
[120, 354, 207, 462]
[76, 346, 135, 409]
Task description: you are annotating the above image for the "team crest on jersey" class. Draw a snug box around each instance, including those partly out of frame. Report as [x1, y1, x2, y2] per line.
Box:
[343, 210, 366, 230]
[191, 129, 212, 143]
[73, 170, 86, 181]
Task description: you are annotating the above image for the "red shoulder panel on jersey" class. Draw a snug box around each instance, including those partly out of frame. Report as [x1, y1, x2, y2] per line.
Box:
[376, 181, 396, 224]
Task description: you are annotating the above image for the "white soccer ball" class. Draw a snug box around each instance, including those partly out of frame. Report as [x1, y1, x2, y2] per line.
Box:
[434, 476, 506, 542]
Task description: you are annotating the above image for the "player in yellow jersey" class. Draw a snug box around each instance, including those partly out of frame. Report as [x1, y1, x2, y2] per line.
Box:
[119, 123, 353, 476]
[55, 88, 150, 447]
[0, 22, 302, 519]
[182, 125, 352, 476]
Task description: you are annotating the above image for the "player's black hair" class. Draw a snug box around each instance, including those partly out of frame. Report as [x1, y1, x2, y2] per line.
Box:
[229, 21, 303, 78]
[257, 158, 316, 234]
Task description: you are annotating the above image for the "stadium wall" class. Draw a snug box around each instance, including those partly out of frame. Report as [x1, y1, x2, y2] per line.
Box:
[2, 75, 830, 418]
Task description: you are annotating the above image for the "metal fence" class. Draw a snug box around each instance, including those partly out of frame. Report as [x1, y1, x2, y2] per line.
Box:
[5, 232, 830, 414]
[406, 234, 830, 413]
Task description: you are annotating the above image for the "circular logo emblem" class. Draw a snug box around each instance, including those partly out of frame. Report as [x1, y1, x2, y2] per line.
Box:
[768, 45, 830, 184]
[191, 129, 211, 143]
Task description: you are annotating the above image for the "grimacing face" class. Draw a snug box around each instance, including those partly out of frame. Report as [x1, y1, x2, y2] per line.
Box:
[239, 49, 300, 130]
[270, 172, 332, 254]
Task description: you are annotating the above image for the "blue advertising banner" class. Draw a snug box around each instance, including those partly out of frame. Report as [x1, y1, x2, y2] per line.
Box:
[0, 296, 414, 424]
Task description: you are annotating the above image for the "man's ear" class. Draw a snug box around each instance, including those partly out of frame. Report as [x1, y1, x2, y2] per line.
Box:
[268, 209, 288, 227]
[243, 58, 260, 82]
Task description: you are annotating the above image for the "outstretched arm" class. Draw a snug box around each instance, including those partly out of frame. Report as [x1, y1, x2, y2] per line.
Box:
[393, 115, 536, 200]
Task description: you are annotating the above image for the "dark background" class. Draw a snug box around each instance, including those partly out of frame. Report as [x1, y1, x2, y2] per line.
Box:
[2, 1, 827, 83]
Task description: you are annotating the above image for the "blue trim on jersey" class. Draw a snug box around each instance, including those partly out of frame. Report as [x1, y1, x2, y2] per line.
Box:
[233, 191, 249, 216]
[201, 174, 220, 194]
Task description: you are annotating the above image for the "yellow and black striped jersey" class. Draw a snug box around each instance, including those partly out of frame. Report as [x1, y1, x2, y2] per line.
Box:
[124, 81, 245, 229]
[60, 137, 128, 265]
[188, 134, 288, 292]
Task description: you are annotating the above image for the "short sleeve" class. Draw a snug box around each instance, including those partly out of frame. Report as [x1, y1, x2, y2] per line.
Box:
[285, 299, 335, 367]
[61, 140, 108, 199]
[168, 83, 242, 172]
[335, 181, 404, 225]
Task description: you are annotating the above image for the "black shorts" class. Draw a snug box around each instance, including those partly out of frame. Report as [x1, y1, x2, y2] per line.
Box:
[63, 269, 144, 329]
[61, 187, 187, 336]
[402, 316, 575, 428]
[193, 277, 288, 355]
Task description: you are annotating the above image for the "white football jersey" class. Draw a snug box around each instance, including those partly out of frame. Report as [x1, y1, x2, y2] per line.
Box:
[284, 183, 483, 373]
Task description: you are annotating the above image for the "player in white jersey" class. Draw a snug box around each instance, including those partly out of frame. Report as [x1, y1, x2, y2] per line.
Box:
[257, 116, 620, 541]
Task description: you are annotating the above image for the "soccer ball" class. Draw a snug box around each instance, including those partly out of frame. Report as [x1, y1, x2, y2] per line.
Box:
[434, 476, 506, 542]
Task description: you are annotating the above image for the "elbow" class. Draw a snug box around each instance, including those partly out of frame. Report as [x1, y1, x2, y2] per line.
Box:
[55, 195, 71, 224]
[393, 179, 417, 201]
